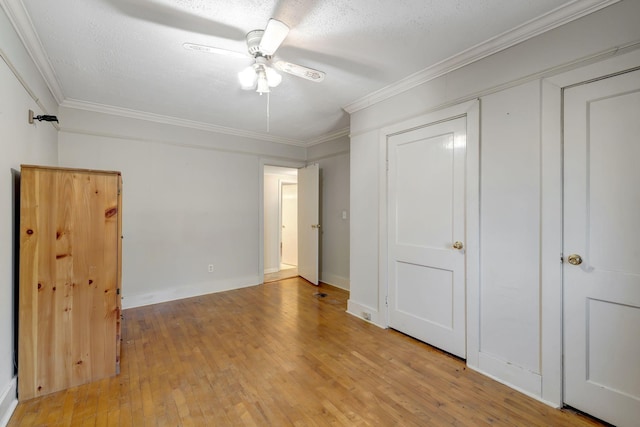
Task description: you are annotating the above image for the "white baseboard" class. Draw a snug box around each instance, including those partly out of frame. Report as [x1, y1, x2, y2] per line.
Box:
[122, 276, 261, 309]
[471, 352, 543, 401]
[346, 300, 386, 328]
[0, 377, 17, 427]
[263, 267, 278, 274]
[319, 273, 350, 290]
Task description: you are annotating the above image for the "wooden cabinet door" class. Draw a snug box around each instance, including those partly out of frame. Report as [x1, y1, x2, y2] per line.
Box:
[19, 166, 122, 400]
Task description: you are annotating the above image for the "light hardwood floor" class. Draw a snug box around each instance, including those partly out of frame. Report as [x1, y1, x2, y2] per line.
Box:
[264, 267, 298, 283]
[9, 278, 604, 426]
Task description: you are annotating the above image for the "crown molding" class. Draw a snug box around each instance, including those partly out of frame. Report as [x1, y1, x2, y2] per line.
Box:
[61, 99, 351, 147]
[60, 99, 311, 146]
[305, 127, 350, 146]
[343, 0, 620, 114]
[1, 0, 64, 103]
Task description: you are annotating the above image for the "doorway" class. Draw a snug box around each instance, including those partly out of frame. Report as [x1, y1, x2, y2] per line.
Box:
[263, 165, 298, 282]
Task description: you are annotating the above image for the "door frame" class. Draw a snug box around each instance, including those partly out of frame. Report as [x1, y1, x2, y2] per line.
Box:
[259, 159, 305, 284]
[377, 100, 480, 365]
[540, 48, 640, 407]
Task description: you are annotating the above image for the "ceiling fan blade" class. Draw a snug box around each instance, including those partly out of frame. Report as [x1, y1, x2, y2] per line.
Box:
[259, 19, 289, 56]
[183, 43, 249, 59]
[275, 61, 325, 82]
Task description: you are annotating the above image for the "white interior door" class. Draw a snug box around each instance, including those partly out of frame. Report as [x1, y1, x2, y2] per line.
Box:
[281, 183, 298, 266]
[388, 117, 466, 358]
[563, 69, 640, 427]
[298, 164, 320, 285]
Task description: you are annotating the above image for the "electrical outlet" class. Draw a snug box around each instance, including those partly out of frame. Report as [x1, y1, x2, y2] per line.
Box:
[208, 264, 214, 273]
[362, 312, 371, 321]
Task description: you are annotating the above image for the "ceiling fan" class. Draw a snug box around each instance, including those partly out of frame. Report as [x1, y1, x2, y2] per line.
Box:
[184, 19, 325, 94]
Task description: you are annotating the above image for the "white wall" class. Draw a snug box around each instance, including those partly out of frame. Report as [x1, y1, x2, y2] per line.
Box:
[308, 136, 350, 290]
[57, 107, 307, 309]
[477, 81, 543, 393]
[348, 0, 640, 405]
[348, 130, 379, 311]
[0, 6, 59, 424]
[263, 170, 297, 273]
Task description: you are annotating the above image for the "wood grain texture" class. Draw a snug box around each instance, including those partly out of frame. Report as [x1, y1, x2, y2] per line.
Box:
[11, 279, 604, 426]
[18, 166, 122, 400]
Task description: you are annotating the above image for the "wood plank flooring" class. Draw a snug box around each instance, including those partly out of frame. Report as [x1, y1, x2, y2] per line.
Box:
[9, 278, 604, 426]
[264, 267, 298, 283]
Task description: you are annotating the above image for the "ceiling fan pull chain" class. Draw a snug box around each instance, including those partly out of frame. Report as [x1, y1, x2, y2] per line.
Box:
[267, 91, 271, 133]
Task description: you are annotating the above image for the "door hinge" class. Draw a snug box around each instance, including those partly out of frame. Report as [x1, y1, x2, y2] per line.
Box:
[385, 295, 388, 306]
[116, 288, 120, 295]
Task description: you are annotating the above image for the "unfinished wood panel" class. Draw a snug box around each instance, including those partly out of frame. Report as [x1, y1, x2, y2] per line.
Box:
[9, 279, 604, 426]
[18, 165, 122, 400]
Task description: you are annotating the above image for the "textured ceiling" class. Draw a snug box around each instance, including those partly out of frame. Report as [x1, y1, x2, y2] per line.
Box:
[7, 0, 591, 144]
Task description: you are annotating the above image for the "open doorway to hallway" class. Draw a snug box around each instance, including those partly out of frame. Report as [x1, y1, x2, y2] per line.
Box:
[264, 165, 298, 283]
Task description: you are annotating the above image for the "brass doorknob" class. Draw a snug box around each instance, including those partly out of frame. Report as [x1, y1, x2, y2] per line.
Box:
[567, 254, 583, 265]
[452, 241, 464, 250]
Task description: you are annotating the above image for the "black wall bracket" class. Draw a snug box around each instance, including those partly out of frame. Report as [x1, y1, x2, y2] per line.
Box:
[28, 109, 59, 124]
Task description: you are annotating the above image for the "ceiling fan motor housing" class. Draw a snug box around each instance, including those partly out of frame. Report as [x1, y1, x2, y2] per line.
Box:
[246, 30, 265, 56]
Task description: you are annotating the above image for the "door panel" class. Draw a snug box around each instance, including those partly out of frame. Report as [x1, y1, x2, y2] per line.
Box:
[563, 69, 640, 427]
[395, 133, 453, 248]
[388, 117, 466, 358]
[298, 164, 319, 285]
[586, 299, 640, 398]
[396, 263, 454, 329]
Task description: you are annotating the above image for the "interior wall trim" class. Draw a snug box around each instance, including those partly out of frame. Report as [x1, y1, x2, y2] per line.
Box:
[61, 99, 307, 147]
[348, 40, 640, 140]
[0, 0, 64, 103]
[122, 277, 260, 310]
[60, 99, 350, 148]
[0, 377, 17, 427]
[305, 128, 350, 147]
[306, 149, 350, 163]
[58, 127, 307, 162]
[343, 0, 621, 114]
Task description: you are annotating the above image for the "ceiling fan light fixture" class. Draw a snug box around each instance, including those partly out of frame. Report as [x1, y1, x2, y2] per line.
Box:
[256, 69, 270, 94]
[185, 18, 326, 97]
[265, 66, 282, 87]
[238, 65, 257, 89]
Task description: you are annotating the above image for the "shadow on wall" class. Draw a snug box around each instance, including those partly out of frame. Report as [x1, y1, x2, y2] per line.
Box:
[12, 169, 20, 376]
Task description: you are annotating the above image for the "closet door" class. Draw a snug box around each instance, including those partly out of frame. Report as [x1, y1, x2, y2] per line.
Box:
[387, 117, 467, 358]
[19, 166, 122, 400]
[563, 69, 640, 427]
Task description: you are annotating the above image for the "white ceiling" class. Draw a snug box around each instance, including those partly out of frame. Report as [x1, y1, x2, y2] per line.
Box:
[4, 0, 606, 145]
